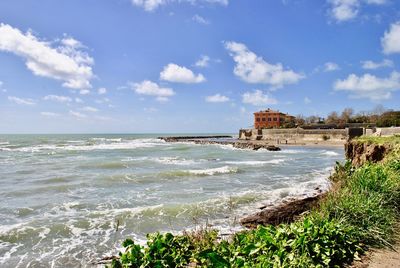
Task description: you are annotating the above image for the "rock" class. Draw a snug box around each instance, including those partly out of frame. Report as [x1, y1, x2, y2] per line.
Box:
[159, 137, 282, 152]
[253, 145, 262, 151]
[240, 194, 324, 228]
[266, 145, 281, 151]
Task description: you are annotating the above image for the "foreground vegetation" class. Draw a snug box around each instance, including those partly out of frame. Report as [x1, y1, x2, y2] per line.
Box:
[110, 136, 400, 267]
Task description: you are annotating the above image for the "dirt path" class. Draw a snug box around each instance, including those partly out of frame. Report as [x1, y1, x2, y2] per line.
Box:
[351, 244, 400, 268]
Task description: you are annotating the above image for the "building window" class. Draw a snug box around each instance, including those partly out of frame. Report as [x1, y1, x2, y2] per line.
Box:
[273, 117, 277, 121]
[262, 118, 266, 121]
[268, 118, 272, 121]
[256, 118, 260, 122]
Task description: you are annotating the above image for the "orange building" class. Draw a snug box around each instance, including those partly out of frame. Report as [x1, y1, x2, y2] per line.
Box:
[254, 108, 295, 129]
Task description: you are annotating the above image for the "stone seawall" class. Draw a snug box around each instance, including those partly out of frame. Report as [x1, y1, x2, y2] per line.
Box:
[239, 128, 348, 144]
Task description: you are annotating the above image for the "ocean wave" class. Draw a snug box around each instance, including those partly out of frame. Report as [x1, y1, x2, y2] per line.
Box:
[79, 162, 128, 169]
[90, 137, 122, 142]
[121, 156, 208, 166]
[153, 157, 201, 166]
[186, 166, 238, 176]
[225, 159, 286, 166]
[279, 149, 307, 154]
[321, 150, 339, 156]
[157, 166, 239, 178]
[0, 139, 165, 152]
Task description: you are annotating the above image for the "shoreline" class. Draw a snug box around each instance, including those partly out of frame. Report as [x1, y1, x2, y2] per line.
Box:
[159, 136, 346, 150]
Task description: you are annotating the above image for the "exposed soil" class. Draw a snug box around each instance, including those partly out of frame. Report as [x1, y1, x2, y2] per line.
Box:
[350, 243, 400, 268]
[345, 141, 392, 167]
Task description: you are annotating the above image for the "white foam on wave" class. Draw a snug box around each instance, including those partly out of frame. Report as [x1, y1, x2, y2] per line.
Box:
[121, 156, 206, 166]
[2, 139, 165, 152]
[279, 149, 307, 154]
[225, 159, 285, 166]
[186, 166, 238, 176]
[91, 137, 122, 142]
[321, 150, 339, 156]
[154, 157, 201, 166]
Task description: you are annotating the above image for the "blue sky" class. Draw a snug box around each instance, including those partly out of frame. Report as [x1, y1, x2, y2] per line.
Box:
[0, 0, 399, 133]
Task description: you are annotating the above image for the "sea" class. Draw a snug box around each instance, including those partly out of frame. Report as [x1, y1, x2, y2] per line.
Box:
[0, 134, 344, 267]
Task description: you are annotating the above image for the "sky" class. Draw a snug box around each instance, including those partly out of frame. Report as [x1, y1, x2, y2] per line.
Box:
[0, 0, 400, 133]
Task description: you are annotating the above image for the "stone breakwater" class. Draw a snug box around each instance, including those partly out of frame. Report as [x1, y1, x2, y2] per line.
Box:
[158, 136, 281, 151]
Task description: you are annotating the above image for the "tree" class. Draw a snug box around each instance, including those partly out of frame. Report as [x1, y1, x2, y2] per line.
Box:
[326, 111, 340, 125]
[341, 108, 354, 123]
[305, 115, 320, 124]
[376, 111, 400, 127]
[295, 115, 305, 126]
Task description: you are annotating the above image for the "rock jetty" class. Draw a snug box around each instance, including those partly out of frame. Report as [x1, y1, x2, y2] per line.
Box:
[158, 136, 281, 151]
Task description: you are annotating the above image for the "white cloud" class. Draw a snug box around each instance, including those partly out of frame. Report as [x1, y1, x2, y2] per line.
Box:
[328, 0, 387, 22]
[304, 97, 312, 104]
[41, 112, 60, 117]
[131, 0, 166, 11]
[382, 21, 400, 54]
[95, 97, 110, 104]
[79, 89, 90, 95]
[0, 81, 5, 93]
[224, 41, 304, 88]
[132, 80, 175, 101]
[205, 94, 230, 103]
[195, 55, 210, 68]
[361, 59, 394, 69]
[81, 106, 98, 112]
[192, 14, 210, 25]
[242, 90, 278, 106]
[8, 96, 36, 105]
[160, 63, 205, 83]
[97, 87, 107, 95]
[334, 71, 400, 100]
[75, 97, 83, 103]
[43, 94, 72, 103]
[131, 0, 228, 12]
[69, 110, 87, 119]
[328, 0, 359, 22]
[205, 0, 228, 4]
[0, 24, 94, 89]
[365, 0, 386, 4]
[324, 62, 340, 72]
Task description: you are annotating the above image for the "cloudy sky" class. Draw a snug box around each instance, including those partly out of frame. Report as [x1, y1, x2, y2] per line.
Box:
[0, 0, 399, 133]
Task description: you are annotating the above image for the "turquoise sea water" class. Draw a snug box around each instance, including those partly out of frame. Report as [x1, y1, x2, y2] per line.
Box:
[0, 134, 344, 267]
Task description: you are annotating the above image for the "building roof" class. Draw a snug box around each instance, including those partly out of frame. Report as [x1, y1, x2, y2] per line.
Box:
[254, 108, 281, 114]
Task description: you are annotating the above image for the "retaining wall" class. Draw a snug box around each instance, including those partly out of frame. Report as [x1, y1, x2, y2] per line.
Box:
[239, 128, 348, 142]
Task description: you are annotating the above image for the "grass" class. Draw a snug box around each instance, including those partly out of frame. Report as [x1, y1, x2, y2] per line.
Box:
[109, 138, 400, 268]
[355, 135, 400, 145]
